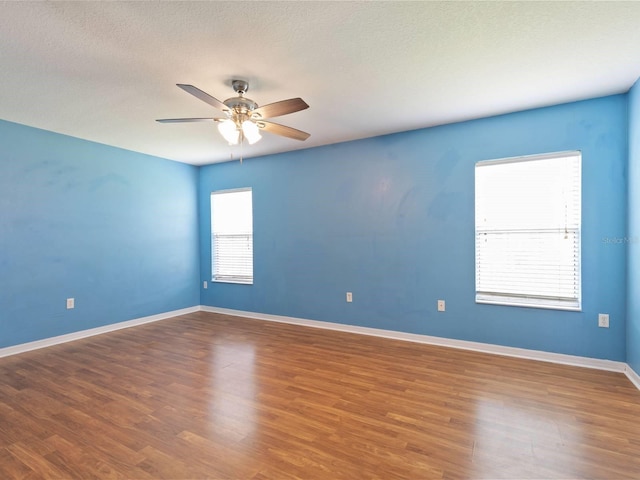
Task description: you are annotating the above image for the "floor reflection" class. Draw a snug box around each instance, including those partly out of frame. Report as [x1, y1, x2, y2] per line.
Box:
[470, 396, 584, 479]
[209, 343, 257, 443]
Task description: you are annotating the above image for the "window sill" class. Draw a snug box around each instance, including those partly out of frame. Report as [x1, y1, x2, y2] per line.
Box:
[476, 297, 581, 312]
[212, 278, 253, 285]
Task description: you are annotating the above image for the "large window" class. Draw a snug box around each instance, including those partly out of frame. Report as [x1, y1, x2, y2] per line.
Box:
[211, 188, 253, 284]
[475, 151, 581, 310]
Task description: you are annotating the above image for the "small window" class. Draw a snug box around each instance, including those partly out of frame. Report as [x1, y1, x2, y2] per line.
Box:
[475, 151, 581, 310]
[211, 188, 253, 284]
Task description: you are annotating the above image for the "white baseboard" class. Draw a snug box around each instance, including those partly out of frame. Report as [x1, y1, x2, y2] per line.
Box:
[0, 306, 200, 359]
[3, 304, 638, 393]
[202, 306, 629, 375]
[625, 364, 640, 390]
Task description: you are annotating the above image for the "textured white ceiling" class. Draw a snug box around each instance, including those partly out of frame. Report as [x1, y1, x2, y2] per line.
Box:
[1, 1, 640, 165]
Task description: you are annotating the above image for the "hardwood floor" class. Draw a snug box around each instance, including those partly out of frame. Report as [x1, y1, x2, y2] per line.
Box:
[1, 311, 639, 479]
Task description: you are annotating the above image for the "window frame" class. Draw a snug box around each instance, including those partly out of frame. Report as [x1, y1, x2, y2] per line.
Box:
[475, 151, 582, 311]
[210, 187, 253, 285]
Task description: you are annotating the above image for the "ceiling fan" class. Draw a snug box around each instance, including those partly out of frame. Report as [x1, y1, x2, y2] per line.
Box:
[157, 80, 310, 146]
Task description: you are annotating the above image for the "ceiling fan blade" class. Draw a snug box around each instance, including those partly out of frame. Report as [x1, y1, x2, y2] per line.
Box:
[259, 120, 310, 141]
[252, 98, 309, 119]
[156, 118, 222, 123]
[177, 84, 228, 112]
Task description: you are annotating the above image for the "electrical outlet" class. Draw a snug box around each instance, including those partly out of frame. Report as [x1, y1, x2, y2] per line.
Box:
[346, 292, 353, 303]
[437, 300, 445, 312]
[598, 313, 609, 328]
[66, 298, 75, 309]
[203, 281, 208, 289]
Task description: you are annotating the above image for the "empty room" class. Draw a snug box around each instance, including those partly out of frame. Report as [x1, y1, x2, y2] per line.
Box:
[1, 1, 640, 479]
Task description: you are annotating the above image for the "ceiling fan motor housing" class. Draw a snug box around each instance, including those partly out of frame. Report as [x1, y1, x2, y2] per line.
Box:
[223, 96, 258, 116]
[223, 79, 258, 118]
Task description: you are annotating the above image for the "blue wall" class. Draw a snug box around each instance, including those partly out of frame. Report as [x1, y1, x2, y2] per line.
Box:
[628, 80, 640, 373]
[0, 120, 200, 348]
[1, 94, 632, 362]
[200, 95, 628, 361]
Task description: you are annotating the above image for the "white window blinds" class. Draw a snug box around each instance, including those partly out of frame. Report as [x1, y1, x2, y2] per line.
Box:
[211, 188, 253, 284]
[475, 151, 581, 310]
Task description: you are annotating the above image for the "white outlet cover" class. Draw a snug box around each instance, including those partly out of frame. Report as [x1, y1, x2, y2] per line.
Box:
[598, 313, 609, 328]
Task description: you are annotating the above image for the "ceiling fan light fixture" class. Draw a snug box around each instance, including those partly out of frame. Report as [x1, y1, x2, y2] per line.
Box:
[157, 82, 310, 152]
[242, 120, 262, 145]
[218, 119, 239, 145]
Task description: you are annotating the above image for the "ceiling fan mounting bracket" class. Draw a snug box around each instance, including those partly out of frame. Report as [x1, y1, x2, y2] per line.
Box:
[231, 79, 249, 95]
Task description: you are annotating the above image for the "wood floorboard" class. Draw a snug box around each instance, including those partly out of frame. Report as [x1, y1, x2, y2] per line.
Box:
[1, 311, 639, 479]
